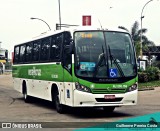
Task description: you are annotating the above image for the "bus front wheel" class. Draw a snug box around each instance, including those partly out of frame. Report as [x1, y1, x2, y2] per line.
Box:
[55, 94, 65, 114]
[55, 95, 64, 114]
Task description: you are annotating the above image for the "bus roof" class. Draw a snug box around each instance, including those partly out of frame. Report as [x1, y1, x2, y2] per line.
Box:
[72, 26, 128, 33]
[14, 26, 129, 46]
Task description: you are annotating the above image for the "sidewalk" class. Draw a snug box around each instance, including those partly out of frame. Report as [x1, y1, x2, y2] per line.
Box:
[0, 74, 13, 88]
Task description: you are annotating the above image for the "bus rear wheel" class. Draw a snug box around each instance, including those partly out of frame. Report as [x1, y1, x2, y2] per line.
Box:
[23, 84, 31, 103]
[103, 106, 115, 113]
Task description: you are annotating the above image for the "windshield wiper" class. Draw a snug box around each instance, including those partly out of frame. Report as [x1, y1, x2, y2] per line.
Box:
[108, 45, 125, 77]
[93, 46, 107, 77]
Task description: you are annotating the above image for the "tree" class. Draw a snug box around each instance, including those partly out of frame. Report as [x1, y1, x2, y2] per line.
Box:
[118, 21, 154, 58]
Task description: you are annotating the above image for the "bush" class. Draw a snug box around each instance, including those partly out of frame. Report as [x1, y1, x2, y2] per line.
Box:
[138, 72, 148, 82]
[138, 66, 160, 83]
[145, 66, 160, 81]
[152, 61, 160, 69]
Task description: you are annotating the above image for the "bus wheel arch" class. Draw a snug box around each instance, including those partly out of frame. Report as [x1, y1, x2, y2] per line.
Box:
[22, 80, 31, 103]
[51, 84, 65, 114]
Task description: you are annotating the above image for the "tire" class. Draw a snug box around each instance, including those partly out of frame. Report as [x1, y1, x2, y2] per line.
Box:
[53, 91, 65, 114]
[23, 84, 31, 103]
[103, 106, 115, 113]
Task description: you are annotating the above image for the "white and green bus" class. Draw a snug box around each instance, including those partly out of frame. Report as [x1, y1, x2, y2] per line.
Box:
[12, 27, 138, 113]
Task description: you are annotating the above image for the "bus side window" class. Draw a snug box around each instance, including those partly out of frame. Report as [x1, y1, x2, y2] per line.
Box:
[33, 40, 41, 62]
[26, 43, 32, 63]
[14, 46, 20, 64]
[50, 36, 56, 61]
[40, 37, 50, 62]
[50, 33, 62, 61]
[55, 34, 62, 59]
[19, 45, 26, 63]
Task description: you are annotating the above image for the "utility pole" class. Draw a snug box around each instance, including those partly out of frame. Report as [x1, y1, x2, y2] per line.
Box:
[58, 0, 61, 30]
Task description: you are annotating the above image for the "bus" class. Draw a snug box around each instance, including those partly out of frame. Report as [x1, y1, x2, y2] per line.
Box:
[12, 27, 138, 113]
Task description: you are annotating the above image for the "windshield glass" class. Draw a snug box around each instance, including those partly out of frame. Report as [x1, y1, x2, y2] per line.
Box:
[74, 31, 136, 80]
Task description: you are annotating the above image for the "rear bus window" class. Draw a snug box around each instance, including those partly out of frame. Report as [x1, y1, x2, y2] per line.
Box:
[14, 46, 20, 64]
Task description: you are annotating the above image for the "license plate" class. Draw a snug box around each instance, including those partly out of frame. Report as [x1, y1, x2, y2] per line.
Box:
[104, 95, 115, 99]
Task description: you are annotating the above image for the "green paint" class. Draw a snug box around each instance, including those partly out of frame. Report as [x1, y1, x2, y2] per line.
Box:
[77, 77, 137, 94]
[12, 64, 64, 81]
[12, 63, 137, 94]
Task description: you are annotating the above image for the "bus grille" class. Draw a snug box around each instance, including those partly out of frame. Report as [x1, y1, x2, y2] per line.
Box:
[91, 88, 126, 94]
[95, 98, 123, 102]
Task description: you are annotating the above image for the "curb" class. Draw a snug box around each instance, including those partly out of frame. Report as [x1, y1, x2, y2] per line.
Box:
[138, 87, 154, 91]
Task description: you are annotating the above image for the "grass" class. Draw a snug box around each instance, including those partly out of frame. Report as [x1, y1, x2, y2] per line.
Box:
[138, 80, 160, 89]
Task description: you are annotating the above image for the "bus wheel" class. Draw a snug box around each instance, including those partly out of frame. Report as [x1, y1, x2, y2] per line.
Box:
[103, 106, 115, 113]
[23, 85, 31, 103]
[55, 93, 65, 114]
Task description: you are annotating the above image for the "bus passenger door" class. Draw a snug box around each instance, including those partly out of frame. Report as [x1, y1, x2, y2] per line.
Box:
[62, 50, 73, 106]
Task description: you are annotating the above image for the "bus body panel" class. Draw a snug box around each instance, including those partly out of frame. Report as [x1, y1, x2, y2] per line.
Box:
[13, 77, 53, 101]
[13, 76, 75, 106]
[71, 77, 138, 107]
[62, 82, 74, 106]
[12, 63, 64, 102]
[12, 62, 75, 106]
[73, 89, 137, 107]
[13, 77, 22, 93]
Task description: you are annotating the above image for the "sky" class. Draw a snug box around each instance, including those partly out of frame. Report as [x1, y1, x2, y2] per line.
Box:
[0, 0, 160, 55]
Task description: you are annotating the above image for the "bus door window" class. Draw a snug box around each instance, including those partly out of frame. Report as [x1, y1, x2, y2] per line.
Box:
[26, 42, 32, 62]
[40, 37, 51, 61]
[63, 53, 72, 72]
[63, 32, 72, 73]
[33, 40, 41, 62]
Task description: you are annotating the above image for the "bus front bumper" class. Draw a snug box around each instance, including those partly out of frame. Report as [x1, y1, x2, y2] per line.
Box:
[73, 90, 137, 107]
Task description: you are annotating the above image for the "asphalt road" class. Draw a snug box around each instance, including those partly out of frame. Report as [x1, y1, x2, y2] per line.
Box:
[0, 74, 160, 128]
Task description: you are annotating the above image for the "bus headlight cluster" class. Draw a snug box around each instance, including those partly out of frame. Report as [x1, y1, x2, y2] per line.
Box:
[127, 83, 138, 92]
[75, 82, 91, 93]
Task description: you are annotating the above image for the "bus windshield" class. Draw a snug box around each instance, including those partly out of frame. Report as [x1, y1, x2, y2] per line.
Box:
[74, 31, 137, 80]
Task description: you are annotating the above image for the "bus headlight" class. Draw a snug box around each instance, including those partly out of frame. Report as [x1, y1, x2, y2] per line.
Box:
[75, 82, 91, 93]
[127, 83, 138, 92]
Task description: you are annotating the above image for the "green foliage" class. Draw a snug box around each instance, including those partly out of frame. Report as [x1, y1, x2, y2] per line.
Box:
[145, 66, 160, 81]
[138, 72, 148, 82]
[135, 41, 141, 58]
[152, 61, 160, 69]
[119, 21, 154, 58]
[138, 66, 160, 83]
[138, 80, 160, 88]
[119, 21, 153, 45]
